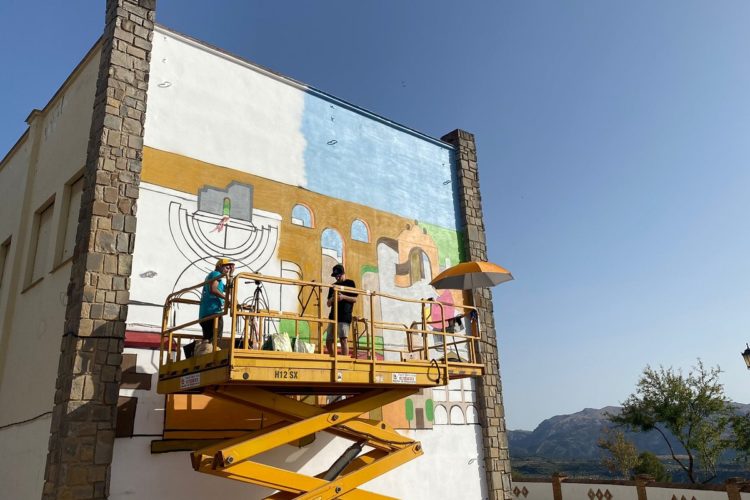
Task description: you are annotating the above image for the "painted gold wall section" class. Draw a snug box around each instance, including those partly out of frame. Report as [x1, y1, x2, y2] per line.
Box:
[144, 146, 426, 299]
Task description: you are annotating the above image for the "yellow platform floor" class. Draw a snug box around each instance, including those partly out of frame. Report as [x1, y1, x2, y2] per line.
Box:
[157, 348, 483, 395]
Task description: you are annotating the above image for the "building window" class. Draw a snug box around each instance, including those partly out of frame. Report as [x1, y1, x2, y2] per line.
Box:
[321, 228, 343, 262]
[60, 176, 83, 263]
[28, 200, 55, 285]
[0, 237, 10, 293]
[291, 204, 313, 228]
[408, 247, 431, 285]
[351, 219, 369, 243]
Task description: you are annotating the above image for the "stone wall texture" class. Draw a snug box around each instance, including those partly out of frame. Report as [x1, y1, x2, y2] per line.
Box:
[442, 129, 513, 500]
[42, 1, 155, 498]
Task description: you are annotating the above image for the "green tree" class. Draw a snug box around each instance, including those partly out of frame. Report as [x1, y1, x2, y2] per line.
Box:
[609, 360, 732, 484]
[598, 428, 639, 479]
[730, 412, 750, 464]
[634, 451, 670, 482]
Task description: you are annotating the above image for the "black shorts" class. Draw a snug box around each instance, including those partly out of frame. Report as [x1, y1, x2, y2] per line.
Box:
[200, 316, 223, 341]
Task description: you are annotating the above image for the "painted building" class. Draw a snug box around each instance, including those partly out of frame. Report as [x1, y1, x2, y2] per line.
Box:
[0, 2, 511, 499]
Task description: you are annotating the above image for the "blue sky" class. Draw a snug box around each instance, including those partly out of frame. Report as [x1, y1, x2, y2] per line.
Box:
[2, 1, 750, 430]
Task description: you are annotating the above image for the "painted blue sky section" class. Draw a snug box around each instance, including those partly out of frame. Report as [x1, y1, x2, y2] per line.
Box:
[301, 91, 460, 231]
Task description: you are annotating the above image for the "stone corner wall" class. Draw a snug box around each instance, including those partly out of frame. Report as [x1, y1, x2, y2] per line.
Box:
[42, 1, 155, 498]
[442, 129, 512, 500]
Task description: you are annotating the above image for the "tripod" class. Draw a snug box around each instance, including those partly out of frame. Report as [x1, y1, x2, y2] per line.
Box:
[241, 280, 267, 350]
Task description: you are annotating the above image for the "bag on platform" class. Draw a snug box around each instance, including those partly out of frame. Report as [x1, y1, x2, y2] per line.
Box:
[272, 332, 292, 352]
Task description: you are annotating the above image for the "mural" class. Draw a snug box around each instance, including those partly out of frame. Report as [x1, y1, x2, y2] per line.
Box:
[127, 142, 473, 436]
[167, 182, 278, 291]
[130, 51, 471, 433]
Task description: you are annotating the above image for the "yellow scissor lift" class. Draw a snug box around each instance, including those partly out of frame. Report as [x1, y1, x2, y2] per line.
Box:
[157, 272, 484, 499]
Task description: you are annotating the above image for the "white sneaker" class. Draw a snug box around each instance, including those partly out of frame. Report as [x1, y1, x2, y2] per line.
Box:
[195, 340, 214, 356]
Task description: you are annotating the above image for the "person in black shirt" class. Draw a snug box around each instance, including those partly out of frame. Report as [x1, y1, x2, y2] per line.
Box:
[326, 264, 357, 356]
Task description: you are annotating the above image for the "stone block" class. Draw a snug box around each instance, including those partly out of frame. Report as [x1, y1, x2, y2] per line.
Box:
[133, 36, 152, 51]
[94, 430, 115, 465]
[102, 365, 118, 383]
[86, 253, 104, 272]
[94, 230, 115, 253]
[96, 216, 112, 230]
[106, 130, 122, 147]
[111, 214, 124, 231]
[127, 134, 143, 150]
[88, 465, 107, 483]
[116, 233, 130, 252]
[118, 254, 133, 275]
[113, 27, 135, 44]
[112, 276, 126, 290]
[104, 380, 119, 404]
[103, 303, 120, 320]
[103, 187, 118, 203]
[122, 116, 142, 134]
[92, 201, 110, 216]
[82, 375, 96, 400]
[125, 183, 139, 199]
[104, 255, 118, 274]
[90, 304, 104, 319]
[103, 114, 122, 131]
[94, 482, 106, 498]
[70, 375, 85, 401]
[117, 197, 133, 214]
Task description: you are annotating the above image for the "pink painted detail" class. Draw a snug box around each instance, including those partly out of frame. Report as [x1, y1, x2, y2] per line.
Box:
[211, 215, 230, 233]
[429, 290, 455, 325]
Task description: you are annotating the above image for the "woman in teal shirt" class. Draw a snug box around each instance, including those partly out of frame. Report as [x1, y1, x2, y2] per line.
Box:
[199, 258, 235, 346]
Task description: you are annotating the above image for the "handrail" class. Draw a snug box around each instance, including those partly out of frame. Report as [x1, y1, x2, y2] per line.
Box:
[158, 271, 483, 383]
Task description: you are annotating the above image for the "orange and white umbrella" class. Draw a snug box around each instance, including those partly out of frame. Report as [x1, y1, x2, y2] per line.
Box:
[430, 261, 513, 290]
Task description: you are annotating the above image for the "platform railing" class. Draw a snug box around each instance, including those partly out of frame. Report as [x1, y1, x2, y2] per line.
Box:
[158, 272, 482, 380]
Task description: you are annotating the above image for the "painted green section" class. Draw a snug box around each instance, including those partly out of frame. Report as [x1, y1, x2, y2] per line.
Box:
[279, 319, 310, 343]
[418, 222, 466, 269]
[357, 335, 384, 354]
[360, 264, 378, 276]
[425, 399, 434, 422]
[405, 399, 415, 421]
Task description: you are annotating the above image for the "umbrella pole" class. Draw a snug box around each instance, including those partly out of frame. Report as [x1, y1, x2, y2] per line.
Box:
[471, 290, 483, 364]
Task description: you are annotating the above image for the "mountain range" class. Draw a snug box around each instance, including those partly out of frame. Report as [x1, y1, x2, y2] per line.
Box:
[508, 404, 750, 460]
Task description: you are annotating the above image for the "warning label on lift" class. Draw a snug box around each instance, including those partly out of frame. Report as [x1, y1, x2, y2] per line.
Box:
[180, 373, 201, 390]
[392, 373, 417, 384]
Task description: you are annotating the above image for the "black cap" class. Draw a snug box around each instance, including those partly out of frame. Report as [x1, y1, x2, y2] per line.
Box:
[331, 264, 345, 277]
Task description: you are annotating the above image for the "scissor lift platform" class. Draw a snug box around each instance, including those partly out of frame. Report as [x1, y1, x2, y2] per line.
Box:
[156, 273, 484, 499]
[157, 348, 483, 395]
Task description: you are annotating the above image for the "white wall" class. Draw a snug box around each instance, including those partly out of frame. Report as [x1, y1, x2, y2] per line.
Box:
[646, 487, 727, 500]
[511, 480, 741, 500]
[145, 28, 307, 187]
[112, 404, 486, 499]
[114, 343, 488, 498]
[563, 483, 638, 500]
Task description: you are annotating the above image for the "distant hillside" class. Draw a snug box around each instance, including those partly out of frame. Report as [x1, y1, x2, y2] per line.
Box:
[509, 404, 750, 460]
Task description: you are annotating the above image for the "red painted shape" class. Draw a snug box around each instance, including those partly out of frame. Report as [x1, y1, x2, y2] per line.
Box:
[124, 330, 163, 349]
